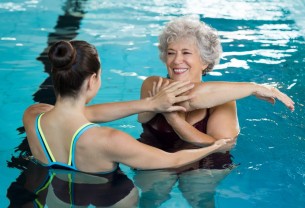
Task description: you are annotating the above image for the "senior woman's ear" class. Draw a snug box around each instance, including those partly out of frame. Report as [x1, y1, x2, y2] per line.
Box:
[202, 63, 209, 76]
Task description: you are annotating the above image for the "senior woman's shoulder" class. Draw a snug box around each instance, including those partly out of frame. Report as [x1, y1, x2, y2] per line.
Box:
[144, 76, 161, 82]
[141, 76, 162, 86]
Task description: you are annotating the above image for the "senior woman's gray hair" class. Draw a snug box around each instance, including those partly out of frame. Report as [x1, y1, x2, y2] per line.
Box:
[158, 16, 222, 73]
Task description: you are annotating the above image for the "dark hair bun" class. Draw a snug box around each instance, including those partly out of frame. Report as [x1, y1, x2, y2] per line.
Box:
[48, 41, 76, 71]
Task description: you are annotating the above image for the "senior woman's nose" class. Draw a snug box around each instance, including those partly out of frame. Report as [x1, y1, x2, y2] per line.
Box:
[173, 52, 184, 64]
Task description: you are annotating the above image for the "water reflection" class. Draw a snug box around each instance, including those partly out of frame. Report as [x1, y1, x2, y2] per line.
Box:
[9, 0, 88, 168]
[34, 0, 88, 105]
[134, 168, 233, 208]
[7, 160, 138, 207]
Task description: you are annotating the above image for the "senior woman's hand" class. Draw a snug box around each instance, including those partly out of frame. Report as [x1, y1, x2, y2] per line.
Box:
[253, 83, 295, 111]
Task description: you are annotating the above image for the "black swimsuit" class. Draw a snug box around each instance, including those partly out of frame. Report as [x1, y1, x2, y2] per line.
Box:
[139, 110, 233, 172]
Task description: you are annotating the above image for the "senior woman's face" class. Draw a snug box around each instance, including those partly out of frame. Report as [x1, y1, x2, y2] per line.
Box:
[166, 38, 206, 82]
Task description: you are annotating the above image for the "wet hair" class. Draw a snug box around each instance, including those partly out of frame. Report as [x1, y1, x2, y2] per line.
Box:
[48, 40, 100, 98]
[158, 16, 222, 72]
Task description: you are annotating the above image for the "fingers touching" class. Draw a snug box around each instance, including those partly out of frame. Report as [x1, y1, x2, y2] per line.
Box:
[149, 78, 194, 112]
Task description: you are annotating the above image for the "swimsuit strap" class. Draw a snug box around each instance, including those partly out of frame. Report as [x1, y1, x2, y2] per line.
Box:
[36, 113, 99, 170]
[68, 173, 74, 205]
[35, 116, 115, 173]
[34, 170, 74, 208]
[69, 123, 99, 169]
[34, 171, 55, 208]
[36, 113, 56, 163]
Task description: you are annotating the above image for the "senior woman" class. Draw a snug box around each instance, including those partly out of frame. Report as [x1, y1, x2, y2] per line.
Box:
[138, 16, 294, 163]
[134, 16, 294, 207]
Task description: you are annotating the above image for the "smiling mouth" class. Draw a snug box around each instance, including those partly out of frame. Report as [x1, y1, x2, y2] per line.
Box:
[173, 68, 188, 74]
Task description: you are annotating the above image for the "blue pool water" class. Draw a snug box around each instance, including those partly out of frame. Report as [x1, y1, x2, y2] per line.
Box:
[1, 0, 305, 207]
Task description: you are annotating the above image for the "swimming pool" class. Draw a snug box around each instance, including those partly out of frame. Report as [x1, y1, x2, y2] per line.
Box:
[1, 0, 304, 207]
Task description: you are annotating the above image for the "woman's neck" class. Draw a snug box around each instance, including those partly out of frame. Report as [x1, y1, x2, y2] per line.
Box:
[53, 96, 87, 117]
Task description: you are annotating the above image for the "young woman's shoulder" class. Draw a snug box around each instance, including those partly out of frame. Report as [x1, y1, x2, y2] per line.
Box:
[24, 103, 54, 116]
[23, 103, 54, 124]
[86, 126, 136, 156]
[88, 126, 131, 142]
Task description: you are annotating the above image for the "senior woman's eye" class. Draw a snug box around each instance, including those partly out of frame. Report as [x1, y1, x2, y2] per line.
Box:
[167, 51, 175, 55]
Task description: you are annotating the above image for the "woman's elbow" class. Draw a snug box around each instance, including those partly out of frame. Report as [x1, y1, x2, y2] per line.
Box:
[137, 114, 146, 124]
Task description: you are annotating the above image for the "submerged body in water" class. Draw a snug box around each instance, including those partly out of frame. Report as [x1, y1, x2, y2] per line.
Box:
[7, 160, 139, 207]
[137, 110, 236, 208]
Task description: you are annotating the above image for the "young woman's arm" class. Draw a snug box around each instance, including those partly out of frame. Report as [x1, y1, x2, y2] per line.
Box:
[102, 129, 232, 170]
[85, 77, 194, 123]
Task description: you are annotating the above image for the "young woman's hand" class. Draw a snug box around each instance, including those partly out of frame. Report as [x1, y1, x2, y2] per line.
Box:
[148, 77, 194, 113]
[212, 138, 236, 153]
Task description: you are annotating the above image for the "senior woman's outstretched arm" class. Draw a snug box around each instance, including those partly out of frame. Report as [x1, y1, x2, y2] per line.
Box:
[184, 81, 295, 111]
[138, 76, 295, 124]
